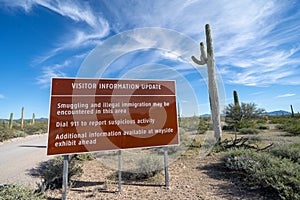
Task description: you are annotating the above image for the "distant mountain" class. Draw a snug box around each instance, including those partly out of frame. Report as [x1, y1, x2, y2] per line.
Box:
[36, 117, 48, 121]
[266, 110, 291, 116]
[3, 117, 48, 121]
[199, 110, 291, 117]
[200, 113, 211, 117]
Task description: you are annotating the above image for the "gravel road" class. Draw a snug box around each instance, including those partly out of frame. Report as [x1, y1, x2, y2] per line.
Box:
[0, 134, 52, 186]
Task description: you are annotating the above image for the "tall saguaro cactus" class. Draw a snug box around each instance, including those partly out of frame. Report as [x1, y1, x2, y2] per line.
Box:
[191, 24, 222, 141]
[21, 107, 24, 129]
[9, 113, 13, 129]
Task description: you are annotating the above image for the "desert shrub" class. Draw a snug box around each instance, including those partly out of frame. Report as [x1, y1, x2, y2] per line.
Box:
[247, 135, 263, 142]
[0, 184, 45, 200]
[0, 119, 48, 142]
[222, 148, 300, 199]
[180, 116, 200, 131]
[257, 123, 269, 130]
[37, 156, 83, 190]
[256, 118, 268, 124]
[154, 128, 189, 155]
[275, 124, 284, 130]
[271, 118, 300, 135]
[270, 143, 300, 164]
[238, 128, 259, 134]
[74, 153, 95, 161]
[178, 127, 189, 147]
[24, 120, 48, 135]
[0, 127, 26, 142]
[235, 119, 257, 130]
[197, 117, 209, 134]
[222, 125, 235, 131]
[122, 154, 163, 181]
[222, 148, 256, 171]
[269, 116, 290, 124]
[283, 119, 300, 135]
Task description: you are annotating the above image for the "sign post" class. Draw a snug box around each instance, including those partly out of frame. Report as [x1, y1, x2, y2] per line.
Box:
[118, 150, 122, 193]
[62, 155, 68, 200]
[164, 147, 169, 187]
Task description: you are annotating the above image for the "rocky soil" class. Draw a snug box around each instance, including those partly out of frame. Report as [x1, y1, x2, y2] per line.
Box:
[46, 148, 277, 200]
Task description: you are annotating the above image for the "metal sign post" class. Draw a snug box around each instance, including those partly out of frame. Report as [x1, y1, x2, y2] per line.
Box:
[118, 150, 122, 193]
[62, 155, 69, 200]
[164, 147, 169, 187]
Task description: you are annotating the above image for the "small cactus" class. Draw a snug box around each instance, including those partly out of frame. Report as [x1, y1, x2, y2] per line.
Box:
[233, 90, 241, 121]
[31, 113, 35, 125]
[290, 105, 295, 118]
[9, 113, 13, 129]
[233, 90, 240, 107]
[21, 107, 24, 129]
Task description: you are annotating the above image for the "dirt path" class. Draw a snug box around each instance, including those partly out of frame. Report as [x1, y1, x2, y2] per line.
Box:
[46, 149, 274, 200]
[0, 134, 52, 186]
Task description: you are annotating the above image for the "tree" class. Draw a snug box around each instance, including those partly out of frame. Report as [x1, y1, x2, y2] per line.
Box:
[240, 102, 265, 119]
[224, 102, 265, 130]
[225, 102, 265, 120]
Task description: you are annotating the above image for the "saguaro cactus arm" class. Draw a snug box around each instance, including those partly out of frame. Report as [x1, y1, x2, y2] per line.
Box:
[191, 42, 207, 65]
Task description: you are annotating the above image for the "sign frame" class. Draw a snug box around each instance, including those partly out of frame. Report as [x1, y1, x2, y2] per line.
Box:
[47, 77, 179, 156]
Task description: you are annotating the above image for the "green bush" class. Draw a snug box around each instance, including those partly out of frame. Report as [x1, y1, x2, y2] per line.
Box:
[283, 119, 300, 135]
[235, 119, 257, 130]
[222, 147, 300, 199]
[0, 127, 26, 142]
[238, 128, 259, 134]
[0, 184, 45, 200]
[270, 143, 300, 164]
[180, 116, 201, 132]
[0, 119, 48, 142]
[197, 117, 209, 134]
[275, 124, 284, 130]
[256, 118, 268, 124]
[271, 117, 300, 135]
[222, 148, 258, 172]
[257, 123, 269, 130]
[74, 153, 95, 161]
[37, 156, 83, 190]
[269, 116, 290, 124]
[24, 120, 48, 135]
[122, 154, 163, 181]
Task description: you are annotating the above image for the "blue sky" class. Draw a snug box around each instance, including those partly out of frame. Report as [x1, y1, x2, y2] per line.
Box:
[0, 0, 300, 118]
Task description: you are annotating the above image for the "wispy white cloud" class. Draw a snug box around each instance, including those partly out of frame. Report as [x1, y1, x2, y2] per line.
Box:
[0, 94, 5, 99]
[99, 0, 300, 86]
[1, 0, 112, 88]
[2, 0, 110, 66]
[36, 58, 80, 87]
[36, 67, 66, 88]
[2, 0, 300, 88]
[2, 0, 108, 30]
[276, 93, 296, 98]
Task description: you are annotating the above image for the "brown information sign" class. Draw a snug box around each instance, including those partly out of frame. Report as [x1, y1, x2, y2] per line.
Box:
[47, 78, 178, 155]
